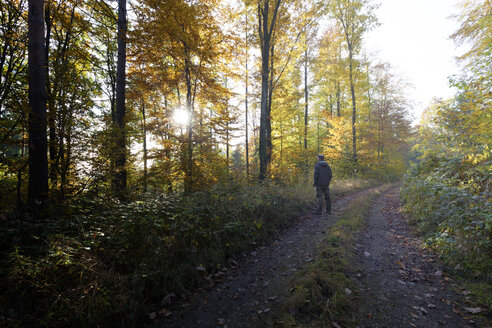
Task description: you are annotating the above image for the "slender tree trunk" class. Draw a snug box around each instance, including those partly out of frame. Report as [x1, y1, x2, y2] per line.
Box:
[184, 49, 193, 192]
[60, 98, 73, 196]
[266, 42, 274, 169]
[226, 122, 230, 163]
[348, 46, 357, 165]
[336, 80, 341, 117]
[164, 96, 173, 192]
[317, 112, 320, 154]
[27, 0, 49, 206]
[17, 136, 26, 207]
[45, 4, 57, 186]
[245, 5, 249, 180]
[336, 44, 341, 118]
[142, 102, 147, 192]
[113, 0, 127, 198]
[279, 121, 283, 163]
[304, 48, 308, 150]
[329, 94, 333, 117]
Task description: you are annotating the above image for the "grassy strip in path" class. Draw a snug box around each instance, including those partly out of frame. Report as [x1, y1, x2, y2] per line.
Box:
[270, 184, 395, 328]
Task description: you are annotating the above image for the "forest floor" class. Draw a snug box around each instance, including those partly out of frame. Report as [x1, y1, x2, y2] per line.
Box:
[152, 188, 487, 328]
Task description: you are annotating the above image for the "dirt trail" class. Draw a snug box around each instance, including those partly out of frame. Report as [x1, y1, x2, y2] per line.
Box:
[354, 188, 480, 328]
[155, 188, 484, 328]
[155, 190, 366, 328]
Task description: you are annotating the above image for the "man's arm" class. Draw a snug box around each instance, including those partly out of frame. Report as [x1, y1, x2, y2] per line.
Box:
[313, 165, 319, 186]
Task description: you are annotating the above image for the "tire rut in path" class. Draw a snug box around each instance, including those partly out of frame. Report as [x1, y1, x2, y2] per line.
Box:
[354, 187, 478, 328]
[156, 190, 368, 328]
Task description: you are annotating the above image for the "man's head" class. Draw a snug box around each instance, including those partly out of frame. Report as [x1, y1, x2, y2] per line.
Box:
[317, 154, 325, 161]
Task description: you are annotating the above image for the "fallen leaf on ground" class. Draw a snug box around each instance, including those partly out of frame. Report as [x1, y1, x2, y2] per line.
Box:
[158, 308, 173, 317]
[410, 312, 419, 319]
[441, 298, 451, 305]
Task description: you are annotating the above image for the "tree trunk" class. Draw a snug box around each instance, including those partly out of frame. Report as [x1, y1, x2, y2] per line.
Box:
[113, 0, 127, 198]
[258, 1, 270, 181]
[183, 47, 193, 192]
[45, 3, 57, 186]
[142, 102, 147, 192]
[336, 80, 341, 117]
[258, 0, 281, 181]
[17, 136, 27, 207]
[245, 5, 249, 180]
[266, 41, 274, 169]
[317, 113, 320, 154]
[27, 0, 49, 206]
[304, 48, 308, 150]
[348, 45, 357, 165]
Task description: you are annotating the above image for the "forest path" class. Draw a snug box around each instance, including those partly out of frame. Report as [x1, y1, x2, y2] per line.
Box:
[155, 189, 367, 328]
[353, 188, 480, 328]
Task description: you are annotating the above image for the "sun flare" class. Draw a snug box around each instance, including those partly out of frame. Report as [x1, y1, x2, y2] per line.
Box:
[173, 109, 190, 126]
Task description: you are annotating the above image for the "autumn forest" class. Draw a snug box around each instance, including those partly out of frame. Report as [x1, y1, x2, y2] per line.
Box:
[0, 0, 490, 326]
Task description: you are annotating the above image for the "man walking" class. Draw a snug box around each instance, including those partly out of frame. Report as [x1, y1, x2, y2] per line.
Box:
[313, 154, 332, 215]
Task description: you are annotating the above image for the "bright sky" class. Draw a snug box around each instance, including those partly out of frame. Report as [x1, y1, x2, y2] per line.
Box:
[364, 0, 464, 123]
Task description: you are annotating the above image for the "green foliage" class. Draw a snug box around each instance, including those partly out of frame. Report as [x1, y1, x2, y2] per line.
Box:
[0, 182, 311, 326]
[0, 179, 372, 326]
[402, 3, 492, 279]
[401, 156, 491, 277]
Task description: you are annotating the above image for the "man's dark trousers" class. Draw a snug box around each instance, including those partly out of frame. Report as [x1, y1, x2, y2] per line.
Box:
[316, 185, 331, 214]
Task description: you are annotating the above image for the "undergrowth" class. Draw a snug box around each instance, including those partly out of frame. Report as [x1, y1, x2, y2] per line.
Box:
[271, 184, 394, 327]
[401, 155, 491, 317]
[0, 178, 373, 327]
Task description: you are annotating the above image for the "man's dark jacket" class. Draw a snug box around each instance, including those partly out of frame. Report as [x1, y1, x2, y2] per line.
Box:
[313, 161, 332, 187]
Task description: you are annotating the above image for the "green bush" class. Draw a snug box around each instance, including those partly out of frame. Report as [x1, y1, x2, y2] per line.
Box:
[401, 156, 492, 277]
